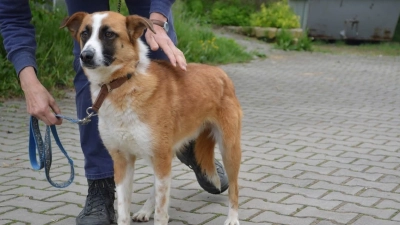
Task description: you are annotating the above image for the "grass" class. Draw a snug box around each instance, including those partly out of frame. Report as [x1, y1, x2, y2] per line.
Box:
[313, 41, 400, 56]
[173, 1, 252, 64]
[0, 0, 252, 99]
[274, 29, 313, 52]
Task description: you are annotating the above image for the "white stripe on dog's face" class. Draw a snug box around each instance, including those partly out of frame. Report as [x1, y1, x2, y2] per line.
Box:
[81, 13, 107, 68]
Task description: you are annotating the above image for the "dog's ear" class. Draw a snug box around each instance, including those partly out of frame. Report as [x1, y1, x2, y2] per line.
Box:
[60, 12, 88, 40]
[126, 15, 156, 43]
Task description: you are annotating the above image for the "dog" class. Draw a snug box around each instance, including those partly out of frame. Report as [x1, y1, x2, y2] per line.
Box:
[61, 11, 242, 225]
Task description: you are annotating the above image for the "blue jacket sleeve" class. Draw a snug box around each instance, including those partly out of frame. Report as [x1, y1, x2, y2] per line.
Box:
[150, 0, 175, 19]
[0, 0, 37, 76]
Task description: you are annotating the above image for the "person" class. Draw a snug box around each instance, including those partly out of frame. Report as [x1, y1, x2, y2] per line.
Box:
[0, 0, 229, 224]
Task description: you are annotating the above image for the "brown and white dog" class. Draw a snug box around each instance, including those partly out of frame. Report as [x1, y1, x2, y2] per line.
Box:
[61, 11, 242, 225]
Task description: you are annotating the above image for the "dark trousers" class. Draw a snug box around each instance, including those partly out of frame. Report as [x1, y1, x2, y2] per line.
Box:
[65, 0, 174, 179]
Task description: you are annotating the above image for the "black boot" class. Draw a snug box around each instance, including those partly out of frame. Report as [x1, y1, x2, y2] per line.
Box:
[177, 141, 229, 194]
[76, 177, 117, 225]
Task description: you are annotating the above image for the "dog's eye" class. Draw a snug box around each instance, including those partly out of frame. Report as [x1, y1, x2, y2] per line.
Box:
[105, 31, 115, 39]
[81, 31, 88, 38]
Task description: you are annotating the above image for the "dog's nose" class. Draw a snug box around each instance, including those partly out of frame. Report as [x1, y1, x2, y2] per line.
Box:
[80, 50, 94, 63]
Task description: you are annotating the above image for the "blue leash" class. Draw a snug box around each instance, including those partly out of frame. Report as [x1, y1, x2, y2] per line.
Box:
[28, 111, 96, 188]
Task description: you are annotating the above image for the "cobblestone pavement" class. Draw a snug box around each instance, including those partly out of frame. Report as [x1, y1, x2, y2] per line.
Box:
[1, 33, 400, 225]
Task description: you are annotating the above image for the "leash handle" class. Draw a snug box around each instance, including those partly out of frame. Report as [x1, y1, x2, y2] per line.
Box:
[29, 116, 75, 188]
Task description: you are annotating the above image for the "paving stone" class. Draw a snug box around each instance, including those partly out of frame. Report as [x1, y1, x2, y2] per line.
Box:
[308, 181, 363, 195]
[282, 195, 341, 210]
[296, 172, 349, 184]
[345, 178, 398, 192]
[238, 187, 289, 202]
[287, 164, 335, 175]
[328, 145, 372, 154]
[319, 161, 367, 172]
[168, 207, 216, 225]
[315, 220, 339, 225]
[241, 199, 303, 215]
[336, 203, 396, 219]
[277, 156, 324, 166]
[365, 167, 400, 177]
[1, 208, 64, 225]
[332, 169, 383, 181]
[1, 186, 65, 201]
[341, 152, 386, 161]
[295, 206, 357, 224]
[308, 154, 355, 164]
[195, 203, 259, 220]
[0, 220, 27, 225]
[360, 189, 400, 202]
[250, 166, 303, 178]
[244, 158, 293, 169]
[322, 192, 380, 206]
[1, 196, 65, 213]
[261, 175, 315, 187]
[375, 200, 400, 210]
[0, 206, 15, 214]
[44, 203, 81, 217]
[392, 212, 400, 221]
[251, 211, 315, 225]
[170, 198, 208, 212]
[379, 175, 400, 184]
[353, 216, 400, 225]
[270, 184, 327, 198]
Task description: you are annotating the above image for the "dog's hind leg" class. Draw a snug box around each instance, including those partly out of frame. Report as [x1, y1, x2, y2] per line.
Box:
[217, 108, 242, 225]
[110, 150, 136, 225]
[152, 147, 173, 225]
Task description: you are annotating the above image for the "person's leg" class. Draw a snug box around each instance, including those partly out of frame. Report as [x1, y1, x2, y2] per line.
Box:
[125, 0, 228, 195]
[65, 1, 116, 224]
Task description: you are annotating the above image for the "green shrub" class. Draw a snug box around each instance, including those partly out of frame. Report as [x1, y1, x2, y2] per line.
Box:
[174, 1, 252, 64]
[183, 0, 255, 26]
[250, 0, 300, 29]
[275, 29, 312, 51]
[186, 0, 204, 16]
[210, 1, 253, 26]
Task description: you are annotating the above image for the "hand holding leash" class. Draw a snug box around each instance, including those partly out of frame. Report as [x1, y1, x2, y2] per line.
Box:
[20, 67, 63, 126]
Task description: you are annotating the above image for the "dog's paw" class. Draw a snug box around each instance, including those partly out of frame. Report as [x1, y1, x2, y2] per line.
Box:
[224, 218, 240, 225]
[132, 210, 152, 222]
[117, 217, 131, 225]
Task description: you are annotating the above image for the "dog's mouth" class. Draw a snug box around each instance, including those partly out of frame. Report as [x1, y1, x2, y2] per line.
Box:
[81, 62, 99, 69]
[80, 58, 116, 69]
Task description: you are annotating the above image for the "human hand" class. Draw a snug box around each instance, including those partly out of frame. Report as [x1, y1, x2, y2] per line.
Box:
[145, 13, 187, 71]
[19, 67, 62, 125]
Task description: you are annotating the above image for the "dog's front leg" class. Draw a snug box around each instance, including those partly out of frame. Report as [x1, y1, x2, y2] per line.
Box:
[153, 150, 172, 225]
[110, 150, 136, 225]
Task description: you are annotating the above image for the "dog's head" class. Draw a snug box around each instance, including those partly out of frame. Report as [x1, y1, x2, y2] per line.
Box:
[61, 11, 155, 80]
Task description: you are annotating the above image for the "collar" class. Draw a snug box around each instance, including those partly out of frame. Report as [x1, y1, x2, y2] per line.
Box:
[91, 73, 132, 112]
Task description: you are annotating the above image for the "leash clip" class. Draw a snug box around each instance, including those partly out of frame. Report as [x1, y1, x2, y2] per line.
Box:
[79, 116, 92, 125]
[79, 107, 98, 125]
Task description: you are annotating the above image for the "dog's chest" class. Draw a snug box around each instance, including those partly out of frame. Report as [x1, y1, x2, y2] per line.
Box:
[97, 97, 153, 157]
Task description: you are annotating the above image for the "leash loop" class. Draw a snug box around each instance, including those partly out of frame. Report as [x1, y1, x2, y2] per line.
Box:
[29, 116, 75, 188]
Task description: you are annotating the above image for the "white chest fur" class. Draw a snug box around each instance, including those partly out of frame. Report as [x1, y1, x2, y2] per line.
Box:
[92, 88, 153, 159]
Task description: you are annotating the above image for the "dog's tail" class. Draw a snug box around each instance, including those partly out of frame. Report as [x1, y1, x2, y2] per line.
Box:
[193, 127, 222, 192]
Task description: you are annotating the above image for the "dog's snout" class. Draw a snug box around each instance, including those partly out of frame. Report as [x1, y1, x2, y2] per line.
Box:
[80, 50, 95, 63]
